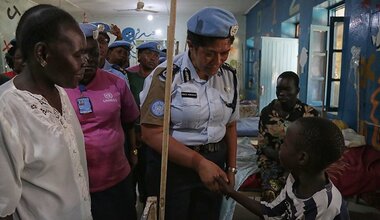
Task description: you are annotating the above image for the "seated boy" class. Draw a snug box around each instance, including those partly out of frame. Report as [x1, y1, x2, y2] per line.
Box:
[217, 117, 349, 219]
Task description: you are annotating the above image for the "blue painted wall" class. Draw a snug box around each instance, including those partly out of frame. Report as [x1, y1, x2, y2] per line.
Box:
[246, 0, 380, 148]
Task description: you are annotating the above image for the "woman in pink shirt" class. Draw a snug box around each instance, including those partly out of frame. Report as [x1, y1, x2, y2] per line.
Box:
[66, 23, 139, 220]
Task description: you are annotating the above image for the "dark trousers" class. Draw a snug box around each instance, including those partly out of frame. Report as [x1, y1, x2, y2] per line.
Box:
[132, 144, 148, 204]
[90, 175, 137, 220]
[145, 141, 227, 220]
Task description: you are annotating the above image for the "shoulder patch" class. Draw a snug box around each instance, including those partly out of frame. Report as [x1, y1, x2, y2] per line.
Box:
[150, 100, 165, 117]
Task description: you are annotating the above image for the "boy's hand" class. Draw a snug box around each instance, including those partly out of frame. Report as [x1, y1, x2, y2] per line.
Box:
[216, 175, 234, 196]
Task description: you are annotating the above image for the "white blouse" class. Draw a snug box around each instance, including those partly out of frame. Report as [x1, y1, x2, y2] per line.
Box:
[0, 79, 92, 220]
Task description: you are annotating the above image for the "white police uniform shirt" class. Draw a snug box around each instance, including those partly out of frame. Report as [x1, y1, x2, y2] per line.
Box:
[140, 50, 239, 146]
[103, 59, 130, 88]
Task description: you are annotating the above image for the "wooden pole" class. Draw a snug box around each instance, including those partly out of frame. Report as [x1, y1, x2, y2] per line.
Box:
[159, 0, 177, 220]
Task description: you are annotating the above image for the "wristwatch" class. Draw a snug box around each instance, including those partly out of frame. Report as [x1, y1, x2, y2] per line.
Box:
[227, 167, 238, 174]
[132, 148, 138, 156]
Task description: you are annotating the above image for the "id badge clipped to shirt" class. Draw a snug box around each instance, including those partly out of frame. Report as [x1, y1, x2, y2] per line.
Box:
[77, 97, 93, 114]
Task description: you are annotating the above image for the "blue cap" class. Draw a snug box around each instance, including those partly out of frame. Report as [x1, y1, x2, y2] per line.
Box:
[91, 22, 111, 33]
[79, 23, 98, 38]
[109, 40, 132, 50]
[187, 7, 238, 38]
[137, 42, 161, 53]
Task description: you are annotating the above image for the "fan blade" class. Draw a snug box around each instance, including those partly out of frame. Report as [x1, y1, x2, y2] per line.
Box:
[141, 9, 158, 13]
[114, 8, 138, 12]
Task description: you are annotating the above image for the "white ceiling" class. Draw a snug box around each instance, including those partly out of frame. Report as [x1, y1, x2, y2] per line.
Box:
[30, 0, 260, 19]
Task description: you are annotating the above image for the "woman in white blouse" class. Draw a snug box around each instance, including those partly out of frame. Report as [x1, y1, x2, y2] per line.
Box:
[0, 4, 92, 220]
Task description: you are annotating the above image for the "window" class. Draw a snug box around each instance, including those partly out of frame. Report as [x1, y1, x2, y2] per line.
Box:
[295, 22, 300, 38]
[326, 5, 345, 111]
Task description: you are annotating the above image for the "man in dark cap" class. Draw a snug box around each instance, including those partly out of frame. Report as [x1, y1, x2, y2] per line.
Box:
[139, 7, 239, 219]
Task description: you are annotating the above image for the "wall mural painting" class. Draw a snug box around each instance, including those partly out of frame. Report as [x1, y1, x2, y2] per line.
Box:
[121, 27, 155, 59]
[272, 0, 277, 25]
[361, 0, 371, 8]
[1, 2, 25, 72]
[370, 77, 380, 150]
[122, 27, 154, 44]
[289, 0, 300, 16]
[359, 54, 375, 88]
[257, 11, 262, 34]
[373, 25, 380, 51]
[299, 47, 308, 74]
[371, 10, 380, 51]
[7, 5, 21, 20]
[361, 0, 380, 10]
[2, 40, 12, 53]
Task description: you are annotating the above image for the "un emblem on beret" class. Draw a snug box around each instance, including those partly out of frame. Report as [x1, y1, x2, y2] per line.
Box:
[230, 25, 239, 36]
[150, 100, 164, 117]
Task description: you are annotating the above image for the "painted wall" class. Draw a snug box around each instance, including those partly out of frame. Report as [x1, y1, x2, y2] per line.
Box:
[0, 0, 35, 73]
[0, 0, 83, 73]
[246, 0, 380, 147]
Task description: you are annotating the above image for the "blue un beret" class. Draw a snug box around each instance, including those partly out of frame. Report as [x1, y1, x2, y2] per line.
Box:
[137, 42, 161, 53]
[187, 7, 239, 38]
[79, 23, 98, 39]
[109, 40, 132, 50]
[91, 22, 111, 33]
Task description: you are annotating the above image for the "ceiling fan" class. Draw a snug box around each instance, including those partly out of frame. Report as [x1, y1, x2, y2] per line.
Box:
[116, 0, 158, 13]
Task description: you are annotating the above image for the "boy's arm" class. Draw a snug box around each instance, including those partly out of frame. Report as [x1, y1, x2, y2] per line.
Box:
[227, 190, 264, 219]
[216, 176, 264, 219]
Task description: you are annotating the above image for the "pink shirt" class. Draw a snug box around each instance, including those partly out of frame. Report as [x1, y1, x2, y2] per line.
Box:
[66, 69, 139, 192]
[126, 64, 140, 72]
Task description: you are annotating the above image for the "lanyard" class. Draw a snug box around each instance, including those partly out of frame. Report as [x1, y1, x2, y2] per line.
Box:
[79, 84, 86, 94]
[77, 84, 93, 114]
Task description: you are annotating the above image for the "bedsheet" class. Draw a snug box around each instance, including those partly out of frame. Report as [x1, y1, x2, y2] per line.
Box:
[219, 137, 260, 220]
[236, 117, 260, 137]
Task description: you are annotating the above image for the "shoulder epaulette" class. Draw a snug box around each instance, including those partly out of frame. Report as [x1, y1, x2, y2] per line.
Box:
[221, 63, 238, 114]
[221, 63, 237, 74]
[158, 64, 180, 81]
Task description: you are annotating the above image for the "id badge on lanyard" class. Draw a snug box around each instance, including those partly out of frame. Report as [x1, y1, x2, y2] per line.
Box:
[77, 84, 93, 114]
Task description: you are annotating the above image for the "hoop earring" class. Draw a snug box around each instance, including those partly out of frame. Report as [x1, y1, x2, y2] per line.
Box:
[40, 60, 47, 67]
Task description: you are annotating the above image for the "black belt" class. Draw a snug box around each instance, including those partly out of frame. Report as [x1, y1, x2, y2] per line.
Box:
[187, 142, 221, 153]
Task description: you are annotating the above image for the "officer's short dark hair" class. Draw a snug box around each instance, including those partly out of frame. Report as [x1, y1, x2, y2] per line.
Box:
[187, 30, 235, 48]
[98, 32, 110, 44]
[278, 71, 299, 88]
[294, 117, 344, 173]
[16, 4, 78, 61]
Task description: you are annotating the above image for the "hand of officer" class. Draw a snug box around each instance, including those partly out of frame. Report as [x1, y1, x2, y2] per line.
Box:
[196, 158, 228, 192]
[110, 24, 122, 40]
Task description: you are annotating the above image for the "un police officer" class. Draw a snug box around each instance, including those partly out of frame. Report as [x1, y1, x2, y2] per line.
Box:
[103, 40, 131, 87]
[140, 7, 239, 220]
